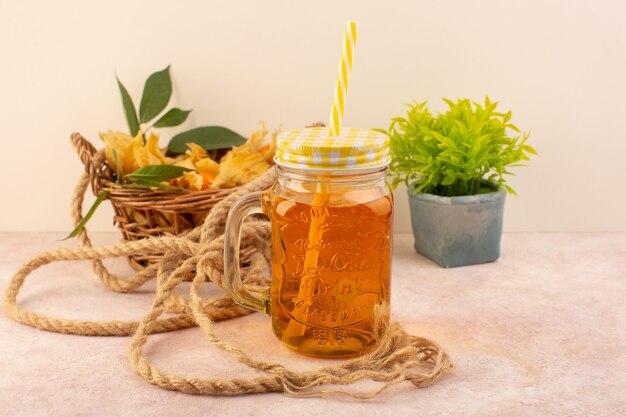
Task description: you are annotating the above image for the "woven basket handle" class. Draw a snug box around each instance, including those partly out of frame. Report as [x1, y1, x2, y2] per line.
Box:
[70, 132, 101, 195]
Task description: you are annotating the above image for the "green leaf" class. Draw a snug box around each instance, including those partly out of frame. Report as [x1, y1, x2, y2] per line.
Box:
[167, 126, 247, 154]
[116, 76, 140, 136]
[507, 123, 521, 132]
[139, 65, 172, 123]
[61, 189, 109, 240]
[523, 144, 538, 155]
[503, 184, 517, 196]
[153, 108, 192, 128]
[442, 176, 455, 185]
[124, 165, 194, 183]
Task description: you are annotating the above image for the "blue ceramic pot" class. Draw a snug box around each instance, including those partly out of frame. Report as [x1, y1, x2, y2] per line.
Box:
[407, 184, 506, 268]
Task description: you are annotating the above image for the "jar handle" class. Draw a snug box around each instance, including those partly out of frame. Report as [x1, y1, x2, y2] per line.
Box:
[223, 191, 270, 314]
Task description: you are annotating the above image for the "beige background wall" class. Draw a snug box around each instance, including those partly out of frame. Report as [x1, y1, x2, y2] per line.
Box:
[1, 0, 625, 233]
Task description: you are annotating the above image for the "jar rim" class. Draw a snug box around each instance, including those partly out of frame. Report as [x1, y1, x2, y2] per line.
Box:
[273, 157, 390, 173]
[275, 164, 389, 182]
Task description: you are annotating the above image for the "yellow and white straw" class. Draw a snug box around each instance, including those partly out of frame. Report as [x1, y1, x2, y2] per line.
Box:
[329, 20, 358, 137]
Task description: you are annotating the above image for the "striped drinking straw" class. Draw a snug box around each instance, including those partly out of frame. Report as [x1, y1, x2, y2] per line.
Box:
[282, 21, 360, 339]
[329, 20, 358, 137]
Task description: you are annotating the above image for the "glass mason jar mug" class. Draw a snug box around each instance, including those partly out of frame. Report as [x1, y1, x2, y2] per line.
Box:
[224, 127, 393, 358]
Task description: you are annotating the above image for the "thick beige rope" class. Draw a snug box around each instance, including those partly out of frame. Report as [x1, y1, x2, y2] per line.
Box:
[2, 154, 454, 397]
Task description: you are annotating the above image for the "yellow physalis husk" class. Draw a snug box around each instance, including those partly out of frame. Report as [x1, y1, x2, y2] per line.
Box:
[181, 171, 205, 191]
[185, 142, 209, 162]
[247, 121, 270, 151]
[99, 122, 278, 192]
[195, 157, 219, 175]
[98, 130, 133, 175]
[243, 121, 280, 163]
[99, 130, 168, 177]
[162, 156, 177, 165]
[169, 158, 196, 189]
[195, 157, 220, 189]
[129, 132, 166, 172]
[212, 148, 269, 188]
[146, 132, 168, 163]
[261, 133, 277, 164]
[211, 122, 278, 188]
[174, 158, 196, 170]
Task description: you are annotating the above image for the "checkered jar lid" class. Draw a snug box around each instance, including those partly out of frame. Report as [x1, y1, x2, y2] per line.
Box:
[274, 127, 390, 171]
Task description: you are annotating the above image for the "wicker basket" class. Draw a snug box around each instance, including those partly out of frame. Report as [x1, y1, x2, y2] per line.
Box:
[70, 132, 241, 270]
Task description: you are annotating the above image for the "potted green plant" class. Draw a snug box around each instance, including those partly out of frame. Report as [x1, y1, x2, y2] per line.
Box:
[379, 97, 536, 267]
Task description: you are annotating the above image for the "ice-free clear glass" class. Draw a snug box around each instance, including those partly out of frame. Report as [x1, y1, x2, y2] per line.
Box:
[224, 166, 393, 358]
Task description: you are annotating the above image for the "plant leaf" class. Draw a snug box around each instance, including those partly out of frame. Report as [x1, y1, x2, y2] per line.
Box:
[139, 65, 172, 123]
[442, 176, 455, 185]
[503, 184, 517, 196]
[382, 96, 536, 197]
[124, 165, 194, 183]
[117, 76, 140, 136]
[153, 108, 192, 128]
[523, 144, 538, 155]
[61, 189, 109, 240]
[167, 126, 247, 154]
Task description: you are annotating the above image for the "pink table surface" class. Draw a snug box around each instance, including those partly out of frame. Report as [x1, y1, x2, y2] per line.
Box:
[0, 232, 624, 417]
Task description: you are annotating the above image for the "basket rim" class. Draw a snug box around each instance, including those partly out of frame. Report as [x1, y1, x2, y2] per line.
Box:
[93, 161, 243, 211]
